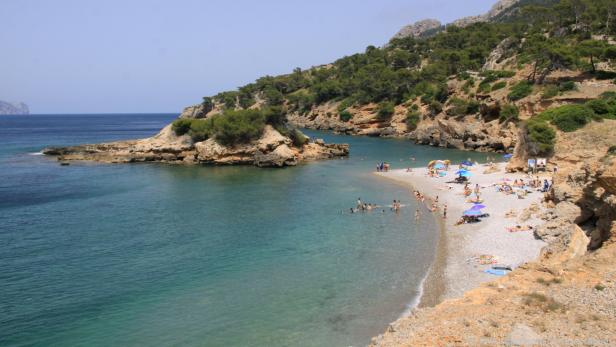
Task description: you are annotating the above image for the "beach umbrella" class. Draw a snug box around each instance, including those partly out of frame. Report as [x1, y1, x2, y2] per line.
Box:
[434, 163, 445, 169]
[455, 169, 469, 175]
[460, 172, 472, 178]
[503, 154, 513, 159]
[461, 160, 474, 166]
[470, 204, 486, 210]
[463, 209, 482, 216]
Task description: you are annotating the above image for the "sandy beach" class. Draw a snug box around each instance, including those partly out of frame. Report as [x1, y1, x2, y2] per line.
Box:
[377, 162, 550, 304]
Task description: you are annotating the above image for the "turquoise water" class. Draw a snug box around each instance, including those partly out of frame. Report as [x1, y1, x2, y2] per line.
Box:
[0, 114, 486, 346]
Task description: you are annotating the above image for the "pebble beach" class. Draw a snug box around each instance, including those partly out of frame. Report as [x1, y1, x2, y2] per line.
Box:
[378, 162, 549, 303]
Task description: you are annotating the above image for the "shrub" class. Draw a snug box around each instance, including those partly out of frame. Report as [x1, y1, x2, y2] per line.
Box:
[447, 98, 480, 116]
[544, 105, 594, 132]
[339, 110, 353, 122]
[264, 87, 284, 106]
[289, 129, 308, 147]
[500, 104, 519, 123]
[527, 121, 556, 155]
[586, 99, 610, 115]
[188, 118, 214, 142]
[601, 91, 616, 100]
[211, 109, 265, 146]
[377, 101, 395, 120]
[559, 81, 577, 92]
[429, 100, 443, 115]
[508, 81, 533, 101]
[262, 106, 286, 127]
[491, 81, 507, 91]
[478, 83, 493, 93]
[481, 70, 515, 78]
[406, 110, 420, 130]
[201, 97, 214, 114]
[337, 98, 354, 113]
[172, 119, 193, 136]
[542, 85, 560, 99]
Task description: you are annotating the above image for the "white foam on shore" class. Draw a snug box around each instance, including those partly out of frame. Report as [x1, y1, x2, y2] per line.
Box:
[28, 151, 44, 156]
[399, 264, 431, 318]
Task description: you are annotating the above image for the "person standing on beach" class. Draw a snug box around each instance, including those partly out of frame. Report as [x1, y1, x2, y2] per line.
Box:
[415, 208, 420, 222]
[443, 204, 447, 219]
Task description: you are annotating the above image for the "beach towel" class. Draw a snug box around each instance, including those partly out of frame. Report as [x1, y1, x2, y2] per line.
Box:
[484, 268, 509, 276]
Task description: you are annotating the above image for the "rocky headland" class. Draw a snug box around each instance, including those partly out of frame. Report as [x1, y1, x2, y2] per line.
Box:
[43, 122, 348, 167]
[0, 101, 29, 115]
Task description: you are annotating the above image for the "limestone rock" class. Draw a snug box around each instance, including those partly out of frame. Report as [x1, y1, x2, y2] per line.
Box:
[390, 19, 441, 40]
[507, 323, 542, 346]
[255, 144, 298, 167]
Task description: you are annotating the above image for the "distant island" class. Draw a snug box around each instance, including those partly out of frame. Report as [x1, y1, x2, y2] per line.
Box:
[0, 101, 29, 115]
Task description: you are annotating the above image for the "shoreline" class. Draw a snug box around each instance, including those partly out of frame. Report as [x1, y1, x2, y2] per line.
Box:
[375, 162, 549, 312]
[372, 171, 447, 313]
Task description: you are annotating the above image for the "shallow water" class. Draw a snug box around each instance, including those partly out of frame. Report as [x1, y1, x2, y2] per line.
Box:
[0, 114, 486, 346]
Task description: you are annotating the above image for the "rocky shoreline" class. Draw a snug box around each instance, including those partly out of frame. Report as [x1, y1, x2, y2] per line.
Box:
[43, 124, 349, 167]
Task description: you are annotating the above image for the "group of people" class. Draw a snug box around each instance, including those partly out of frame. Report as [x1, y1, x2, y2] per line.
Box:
[413, 190, 447, 220]
[376, 162, 390, 172]
[350, 197, 380, 213]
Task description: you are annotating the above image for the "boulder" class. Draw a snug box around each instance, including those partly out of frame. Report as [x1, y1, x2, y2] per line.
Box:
[254, 144, 298, 167]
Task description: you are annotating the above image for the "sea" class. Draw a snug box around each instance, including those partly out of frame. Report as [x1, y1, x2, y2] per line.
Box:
[0, 114, 486, 346]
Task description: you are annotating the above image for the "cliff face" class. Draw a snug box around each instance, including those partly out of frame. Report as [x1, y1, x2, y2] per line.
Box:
[288, 104, 518, 153]
[0, 101, 29, 115]
[43, 124, 348, 167]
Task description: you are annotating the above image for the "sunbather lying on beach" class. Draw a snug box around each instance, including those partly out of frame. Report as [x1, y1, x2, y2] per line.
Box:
[506, 225, 534, 233]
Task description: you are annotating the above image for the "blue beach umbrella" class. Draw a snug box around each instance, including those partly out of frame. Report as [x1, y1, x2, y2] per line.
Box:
[434, 163, 445, 169]
[460, 172, 472, 178]
[470, 204, 486, 210]
[503, 154, 513, 159]
[461, 160, 474, 166]
[455, 169, 468, 175]
[463, 209, 482, 216]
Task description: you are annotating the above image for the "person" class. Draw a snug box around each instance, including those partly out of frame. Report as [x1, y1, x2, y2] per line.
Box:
[435, 195, 439, 203]
[443, 204, 447, 219]
[474, 184, 481, 196]
[357, 198, 362, 209]
[415, 209, 420, 222]
[542, 179, 550, 192]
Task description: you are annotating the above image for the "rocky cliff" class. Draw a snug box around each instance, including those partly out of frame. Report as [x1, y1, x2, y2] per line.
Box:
[389, 0, 521, 41]
[43, 123, 348, 167]
[0, 101, 29, 115]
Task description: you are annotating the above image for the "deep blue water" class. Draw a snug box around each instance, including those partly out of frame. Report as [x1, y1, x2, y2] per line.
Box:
[0, 114, 485, 346]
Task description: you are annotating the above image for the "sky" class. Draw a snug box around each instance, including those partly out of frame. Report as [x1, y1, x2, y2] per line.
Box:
[1, 0, 498, 114]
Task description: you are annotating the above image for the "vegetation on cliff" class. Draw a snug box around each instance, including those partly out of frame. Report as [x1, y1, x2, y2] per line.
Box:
[183, 0, 616, 155]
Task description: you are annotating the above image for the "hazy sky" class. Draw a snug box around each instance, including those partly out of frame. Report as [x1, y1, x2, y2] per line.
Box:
[1, 0, 497, 114]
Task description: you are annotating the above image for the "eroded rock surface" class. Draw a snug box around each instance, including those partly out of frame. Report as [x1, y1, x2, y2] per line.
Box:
[43, 125, 348, 167]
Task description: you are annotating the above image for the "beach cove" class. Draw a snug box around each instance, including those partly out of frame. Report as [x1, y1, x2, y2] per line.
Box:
[1, 115, 489, 347]
[377, 163, 549, 308]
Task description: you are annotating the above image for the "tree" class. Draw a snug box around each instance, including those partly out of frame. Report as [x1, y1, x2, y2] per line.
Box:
[201, 97, 214, 115]
[579, 40, 607, 72]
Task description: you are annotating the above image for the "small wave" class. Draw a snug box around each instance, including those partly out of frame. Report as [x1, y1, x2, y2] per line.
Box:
[28, 152, 44, 156]
[399, 267, 430, 318]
